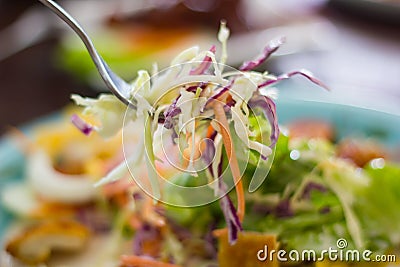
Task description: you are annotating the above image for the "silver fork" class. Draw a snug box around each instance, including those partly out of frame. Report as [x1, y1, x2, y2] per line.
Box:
[37, 0, 136, 108]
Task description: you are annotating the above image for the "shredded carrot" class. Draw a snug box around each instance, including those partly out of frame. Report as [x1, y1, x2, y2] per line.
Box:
[103, 178, 132, 197]
[143, 197, 166, 227]
[212, 101, 245, 222]
[129, 214, 143, 230]
[206, 124, 215, 138]
[102, 178, 132, 207]
[182, 134, 204, 162]
[212, 228, 228, 238]
[121, 255, 182, 267]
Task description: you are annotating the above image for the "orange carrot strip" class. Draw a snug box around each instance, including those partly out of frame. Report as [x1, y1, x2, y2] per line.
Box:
[121, 255, 182, 267]
[103, 178, 131, 197]
[143, 196, 166, 227]
[212, 101, 245, 222]
[128, 215, 143, 230]
[206, 124, 215, 138]
[212, 228, 228, 237]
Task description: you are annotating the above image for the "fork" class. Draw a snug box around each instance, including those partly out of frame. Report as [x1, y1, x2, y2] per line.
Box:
[37, 0, 136, 108]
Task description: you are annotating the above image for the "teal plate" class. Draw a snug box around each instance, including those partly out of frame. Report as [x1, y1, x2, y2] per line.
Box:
[1, 99, 400, 241]
[0, 137, 26, 241]
[0, 114, 59, 241]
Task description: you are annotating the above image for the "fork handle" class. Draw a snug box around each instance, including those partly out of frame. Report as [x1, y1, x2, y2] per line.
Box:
[38, 0, 134, 107]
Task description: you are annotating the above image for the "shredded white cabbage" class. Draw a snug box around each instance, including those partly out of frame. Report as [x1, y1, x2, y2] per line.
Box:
[218, 21, 230, 67]
[72, 22, 278, 200]
[71, 94, 128, 138]
[211, 134, 223, 196]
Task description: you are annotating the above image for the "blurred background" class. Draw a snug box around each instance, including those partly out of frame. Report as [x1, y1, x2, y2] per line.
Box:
[0, 0, 400, 136]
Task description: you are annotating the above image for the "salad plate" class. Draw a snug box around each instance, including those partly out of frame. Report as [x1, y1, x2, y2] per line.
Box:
[0, 114, 60, 240]
[1, 96, 399, 240]
[1, 11, 399, 264]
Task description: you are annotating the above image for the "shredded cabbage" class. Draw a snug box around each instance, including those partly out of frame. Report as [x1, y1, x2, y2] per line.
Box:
[71, 22, 328, 245]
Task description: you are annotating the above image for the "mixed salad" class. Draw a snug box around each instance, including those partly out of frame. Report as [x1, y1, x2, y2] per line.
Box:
[1, 23, 400, 267]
